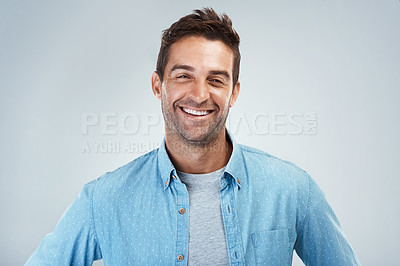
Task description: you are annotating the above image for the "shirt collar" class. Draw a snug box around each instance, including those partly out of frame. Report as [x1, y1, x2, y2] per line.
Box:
[157, 138, 176, 189]
[157, 129, 245, 189]
[224, 130, 245, 188]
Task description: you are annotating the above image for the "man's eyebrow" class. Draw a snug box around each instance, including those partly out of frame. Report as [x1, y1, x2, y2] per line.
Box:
[170, 64, 195, 73]
[170, 65, 231, 80]
[209, 70, 230, 80]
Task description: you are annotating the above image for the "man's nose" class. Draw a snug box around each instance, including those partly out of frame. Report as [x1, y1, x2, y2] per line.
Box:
[187, 80, 210, 103]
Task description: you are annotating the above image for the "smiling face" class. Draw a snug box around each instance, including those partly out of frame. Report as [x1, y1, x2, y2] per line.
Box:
[152, 36, 240, 146]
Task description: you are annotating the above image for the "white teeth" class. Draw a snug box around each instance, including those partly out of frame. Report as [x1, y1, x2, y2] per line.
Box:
[182, 107, 211, 116]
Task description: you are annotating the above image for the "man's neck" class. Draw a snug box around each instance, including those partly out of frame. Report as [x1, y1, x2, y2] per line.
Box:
[165, 130, 232, 174]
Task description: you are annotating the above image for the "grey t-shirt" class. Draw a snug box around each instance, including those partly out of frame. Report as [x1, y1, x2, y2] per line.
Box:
[177, 167, 229, 266]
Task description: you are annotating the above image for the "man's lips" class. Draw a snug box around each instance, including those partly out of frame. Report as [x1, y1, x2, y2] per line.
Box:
[180, 107, 213, 116]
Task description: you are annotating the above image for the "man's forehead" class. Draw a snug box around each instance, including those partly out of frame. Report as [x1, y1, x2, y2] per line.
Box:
[169, 36, 232, 54]
[166, 36, 234, 73]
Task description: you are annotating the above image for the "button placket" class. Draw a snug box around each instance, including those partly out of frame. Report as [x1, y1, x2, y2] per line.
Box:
[220, 182, 245, 265]
[174, 181, 189, 264]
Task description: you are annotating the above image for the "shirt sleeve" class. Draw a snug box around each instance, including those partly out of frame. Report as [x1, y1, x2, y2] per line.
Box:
[26, 180, 102, 265]
[294, 176, 361, 265]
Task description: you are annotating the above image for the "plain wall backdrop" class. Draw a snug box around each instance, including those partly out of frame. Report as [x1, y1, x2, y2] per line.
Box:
[1, 1, 399, 265]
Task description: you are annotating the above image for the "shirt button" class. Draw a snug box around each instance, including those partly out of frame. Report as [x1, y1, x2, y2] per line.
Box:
[165, 180, 168, 185]
[179, 208, 186, 214]
[172, 175, 177, 180]
[177, 254, 184, 261]
[237, 179, 241, 184]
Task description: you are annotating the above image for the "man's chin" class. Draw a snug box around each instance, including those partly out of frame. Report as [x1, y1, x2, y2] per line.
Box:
[178, 130, 217, 147]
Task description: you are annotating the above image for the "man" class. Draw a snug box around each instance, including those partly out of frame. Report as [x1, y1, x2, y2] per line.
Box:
[27, 8, 360, 265]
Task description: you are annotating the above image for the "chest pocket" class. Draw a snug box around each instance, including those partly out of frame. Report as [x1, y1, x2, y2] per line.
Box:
[251, 229, 291, 266]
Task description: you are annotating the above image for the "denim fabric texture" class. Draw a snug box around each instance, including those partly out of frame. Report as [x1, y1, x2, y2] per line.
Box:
[26, 134, 360, 265]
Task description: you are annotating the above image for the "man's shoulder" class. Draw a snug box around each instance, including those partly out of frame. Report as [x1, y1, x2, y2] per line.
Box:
[108, 148, 159, 176]
[91, 148, 160, 191]
[239, 144, 307, 173]
[237, 143, 311, 186]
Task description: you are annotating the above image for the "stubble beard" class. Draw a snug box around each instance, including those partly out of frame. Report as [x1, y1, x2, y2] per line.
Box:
[161, 95, 230, 148]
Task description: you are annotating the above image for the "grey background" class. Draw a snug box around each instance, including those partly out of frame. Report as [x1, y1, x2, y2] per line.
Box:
[1, 1, 399, 265]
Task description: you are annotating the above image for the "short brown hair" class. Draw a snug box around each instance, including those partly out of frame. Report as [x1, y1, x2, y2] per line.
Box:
[156, 8, 241, 87]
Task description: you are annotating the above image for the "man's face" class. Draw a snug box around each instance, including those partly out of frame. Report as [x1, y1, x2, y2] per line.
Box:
[152, 36, 240, 145]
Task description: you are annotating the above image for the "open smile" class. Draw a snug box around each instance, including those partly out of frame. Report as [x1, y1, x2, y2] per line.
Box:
[179, 107, 214, 117]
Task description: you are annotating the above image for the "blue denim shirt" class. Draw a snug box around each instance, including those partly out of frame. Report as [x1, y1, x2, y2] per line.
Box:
[27, 135, 360, 265]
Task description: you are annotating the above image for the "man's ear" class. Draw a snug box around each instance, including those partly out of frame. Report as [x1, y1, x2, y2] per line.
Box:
[151, 71, 162, 100]
[229, 81, 240, 107]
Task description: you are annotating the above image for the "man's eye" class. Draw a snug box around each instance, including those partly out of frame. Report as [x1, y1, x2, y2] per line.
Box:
[210, 79, 223, 84]
[177, 75, 188, 79]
